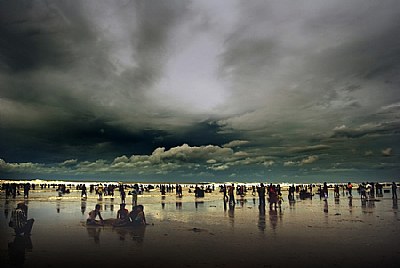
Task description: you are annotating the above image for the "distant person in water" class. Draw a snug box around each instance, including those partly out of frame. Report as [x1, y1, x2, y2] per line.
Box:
[9, 203, 34, 236]
[87, 204, 104, 226]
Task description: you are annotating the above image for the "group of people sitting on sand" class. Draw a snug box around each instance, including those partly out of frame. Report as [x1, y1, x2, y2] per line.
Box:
[86, 203, 146, 227]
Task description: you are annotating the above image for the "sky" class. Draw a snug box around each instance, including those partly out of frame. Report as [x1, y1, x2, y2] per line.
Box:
[1, 0, 399, 183]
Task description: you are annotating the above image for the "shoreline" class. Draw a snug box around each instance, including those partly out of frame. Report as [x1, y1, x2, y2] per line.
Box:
[2, 178, 399, 188]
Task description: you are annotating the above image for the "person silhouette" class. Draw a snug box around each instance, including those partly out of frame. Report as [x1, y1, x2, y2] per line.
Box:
[9, 203, 34, 236]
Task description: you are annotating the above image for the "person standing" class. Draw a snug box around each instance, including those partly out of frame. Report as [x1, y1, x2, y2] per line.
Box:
[268, 185, 278, 210]
[119, 184, 126, 204]
[347, 182, 353, 197]
[23, 183, 30, 198]
[81, 184, 87, 198]
[392, 182, 398, 199]
[334, 184, 340, 198]
[131, 188, 138, 206]
[257, 183, 266, 206]
[97, 184, 104, 200]
[222, 184, 228, 202]
[177, 184, 183, 198]
[323, 182, 328, 200]
[288, 184, 295, 201]
[228, 184, 235, 206]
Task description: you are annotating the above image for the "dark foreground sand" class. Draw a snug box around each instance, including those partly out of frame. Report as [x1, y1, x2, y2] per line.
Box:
[1, 188, 399, 268]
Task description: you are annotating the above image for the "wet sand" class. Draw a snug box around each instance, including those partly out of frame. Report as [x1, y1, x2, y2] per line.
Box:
[1, 187, 399, 268]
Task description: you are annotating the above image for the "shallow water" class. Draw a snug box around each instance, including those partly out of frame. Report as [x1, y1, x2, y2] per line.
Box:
[1, 188, 399, 267]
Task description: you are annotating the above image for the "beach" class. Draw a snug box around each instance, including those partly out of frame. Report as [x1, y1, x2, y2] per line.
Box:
[1, 182, 399, 268]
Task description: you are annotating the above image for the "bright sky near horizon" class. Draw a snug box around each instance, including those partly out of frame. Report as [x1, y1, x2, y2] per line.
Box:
[1, 0, 399, 182]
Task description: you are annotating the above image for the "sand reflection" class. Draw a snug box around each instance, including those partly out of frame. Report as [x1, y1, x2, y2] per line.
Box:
[258, 205, 266, 232]
[86, 225, 146, 246]
[8, 235, 33, 266]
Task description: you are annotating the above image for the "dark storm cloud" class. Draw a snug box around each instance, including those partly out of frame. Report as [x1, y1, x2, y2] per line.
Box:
[1, 0, 400, 180]
[0, 1, 192, 158]
[0, 0, 96, 72]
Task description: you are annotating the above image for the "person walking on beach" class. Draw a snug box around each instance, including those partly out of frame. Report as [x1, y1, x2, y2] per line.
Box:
[288, 184, 295, 201]
[222, 184, 228, 202]
[87, 204, 104, 226]
[360, 183, 367, 199]
[392, 182, 398, 199]
[9, 203, 34, 236]
[228, 184, 235, 206]
[334, 184, 340, 198]
[347, 182, 353, 197]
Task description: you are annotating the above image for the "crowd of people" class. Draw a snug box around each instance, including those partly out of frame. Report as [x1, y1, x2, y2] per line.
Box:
[3, 180, 399, 237]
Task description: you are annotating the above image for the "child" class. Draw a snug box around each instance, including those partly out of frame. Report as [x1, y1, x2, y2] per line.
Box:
[131, 189, 138, 206]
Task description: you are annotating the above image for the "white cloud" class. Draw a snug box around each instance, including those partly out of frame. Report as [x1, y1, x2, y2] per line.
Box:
[381, 102, 400, 110]
[282, 155, 319, 167]
[333, 125, 347, 131]
[381, 148, 393, 156]
[301, 155, 319, 165]
[112, 155, 130, 164]
[0, 159, 44, 172]
[0, 142, 279, 177]
[208, 164, 229, 171]
[284, 161, 296, 167]
[223, 140, 250, 148]
[60, 159, 78, 166]
[263, 160, 275, 167]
